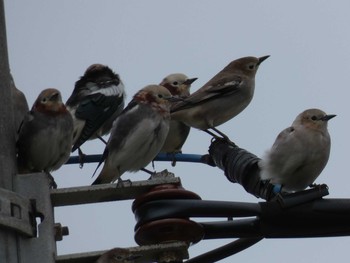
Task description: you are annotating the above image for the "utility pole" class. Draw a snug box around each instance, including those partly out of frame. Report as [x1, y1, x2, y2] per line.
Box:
[0, 1, 57, 262]
[0, 0, 20, 261]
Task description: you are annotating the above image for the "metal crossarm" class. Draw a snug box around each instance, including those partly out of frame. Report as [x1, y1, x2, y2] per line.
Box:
[51, 175, 181, 207]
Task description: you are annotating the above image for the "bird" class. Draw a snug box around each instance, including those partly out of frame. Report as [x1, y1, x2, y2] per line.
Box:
[65, 64, 126, 164]
[16, 88, 73, 187]
[170, 55, 269, 139]
[92, 84, 176, 185]
[159, 73, 197, 160]
[96, 248, 140, 263]
[259, 108, 335, 192]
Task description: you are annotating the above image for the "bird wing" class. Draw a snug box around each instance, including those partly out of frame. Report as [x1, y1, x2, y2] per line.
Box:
[171, 75, 242, 112]
[91, 99, 139, 179]
[72, 89, 124, 151]
[270, 126, 307, 175]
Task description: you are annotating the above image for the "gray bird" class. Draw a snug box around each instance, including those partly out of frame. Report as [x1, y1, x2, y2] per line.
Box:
[66, 64, 126, 161]
[17, 89, 73, 187]
[92, 85, 175, 185]
[171, 56, 269, 139]
[259, 108, 335, 192]
[159, 73, 197, 156]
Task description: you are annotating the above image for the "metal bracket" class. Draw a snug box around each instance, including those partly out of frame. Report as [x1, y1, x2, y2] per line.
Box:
[0, 187, 36, 237]
[15, 172, 57, 263]
[56, 242, 189, 263]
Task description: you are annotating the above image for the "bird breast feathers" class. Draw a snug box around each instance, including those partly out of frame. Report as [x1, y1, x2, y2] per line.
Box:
[108, 117, 169, 172]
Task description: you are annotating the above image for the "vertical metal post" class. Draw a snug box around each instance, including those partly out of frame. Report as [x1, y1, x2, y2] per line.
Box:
[0, 2, 56, 262]
[0, 0, 20, 262]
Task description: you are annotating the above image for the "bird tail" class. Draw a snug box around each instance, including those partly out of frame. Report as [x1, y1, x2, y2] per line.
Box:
[91, 176, 103, 185]
[91, 161, 119, 185]
[91, 165, 110, 185]
[91, 145, 109, 182]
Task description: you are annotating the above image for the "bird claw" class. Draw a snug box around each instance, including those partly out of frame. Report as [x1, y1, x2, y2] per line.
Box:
[170, 151, 181, 167]
[205, 128, 236, 146]
[309, 183, 318, 188]
[309, 183, 328, 191]
[208, 133, 236, 147]
[116, 178, 132, 187]
[78, 148, 86, 169]
[47, 172, 58, 189]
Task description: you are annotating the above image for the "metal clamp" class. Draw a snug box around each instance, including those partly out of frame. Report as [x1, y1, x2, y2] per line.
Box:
[0, 187, 36, 237]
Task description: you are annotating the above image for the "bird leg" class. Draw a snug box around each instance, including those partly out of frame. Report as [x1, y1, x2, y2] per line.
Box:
[78, 147, 86, 168]
[204, 127, 235, 146]
[211, 127, 230, 140]
[141, 167, 155, 175]
[46, 172, 57, 189]
[204, 129, 222, 139]
[170, 152, 178, 167]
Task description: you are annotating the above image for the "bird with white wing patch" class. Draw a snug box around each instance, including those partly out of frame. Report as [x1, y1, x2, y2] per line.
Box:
[66, 64, 126, 164]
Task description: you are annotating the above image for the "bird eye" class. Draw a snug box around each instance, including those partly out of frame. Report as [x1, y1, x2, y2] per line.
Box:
[311, 116, 318, 121]
[158, 94, 163, 98]
[248, 64, 255, 70]
[172, 81, 178, 86]
[42, 98, 48, 103]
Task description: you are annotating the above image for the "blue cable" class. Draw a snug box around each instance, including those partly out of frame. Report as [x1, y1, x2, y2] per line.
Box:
[65, 153, 208, 165]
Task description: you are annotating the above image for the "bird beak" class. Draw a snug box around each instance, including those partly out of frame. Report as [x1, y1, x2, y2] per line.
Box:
[321, 114, 336, 121]
[258, 55, 270, 65]
[183, 77, 198, 85]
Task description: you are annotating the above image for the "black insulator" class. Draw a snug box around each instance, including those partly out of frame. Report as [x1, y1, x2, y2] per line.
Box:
[208, 138, 278, 200]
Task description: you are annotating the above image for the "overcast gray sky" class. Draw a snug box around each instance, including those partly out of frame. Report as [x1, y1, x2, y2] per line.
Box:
[5, 1, 350, 262]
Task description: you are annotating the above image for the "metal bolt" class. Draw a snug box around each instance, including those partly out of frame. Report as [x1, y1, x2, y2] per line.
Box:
[54, 223, 69, 241]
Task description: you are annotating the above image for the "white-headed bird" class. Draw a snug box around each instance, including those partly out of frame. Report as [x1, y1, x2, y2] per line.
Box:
[159, 73, 197, 156]
[259, 108, 335, 192]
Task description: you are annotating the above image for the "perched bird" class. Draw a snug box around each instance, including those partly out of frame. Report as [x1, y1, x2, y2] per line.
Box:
[96, 248, 140, 263]
[16, 89, 73, 185]
[92, 85, 176, 185]
[259, 108, 335, 192]
[66, 64, 126, 157]
[171, 56, 269, 139]
[159, 73, 197, 156]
